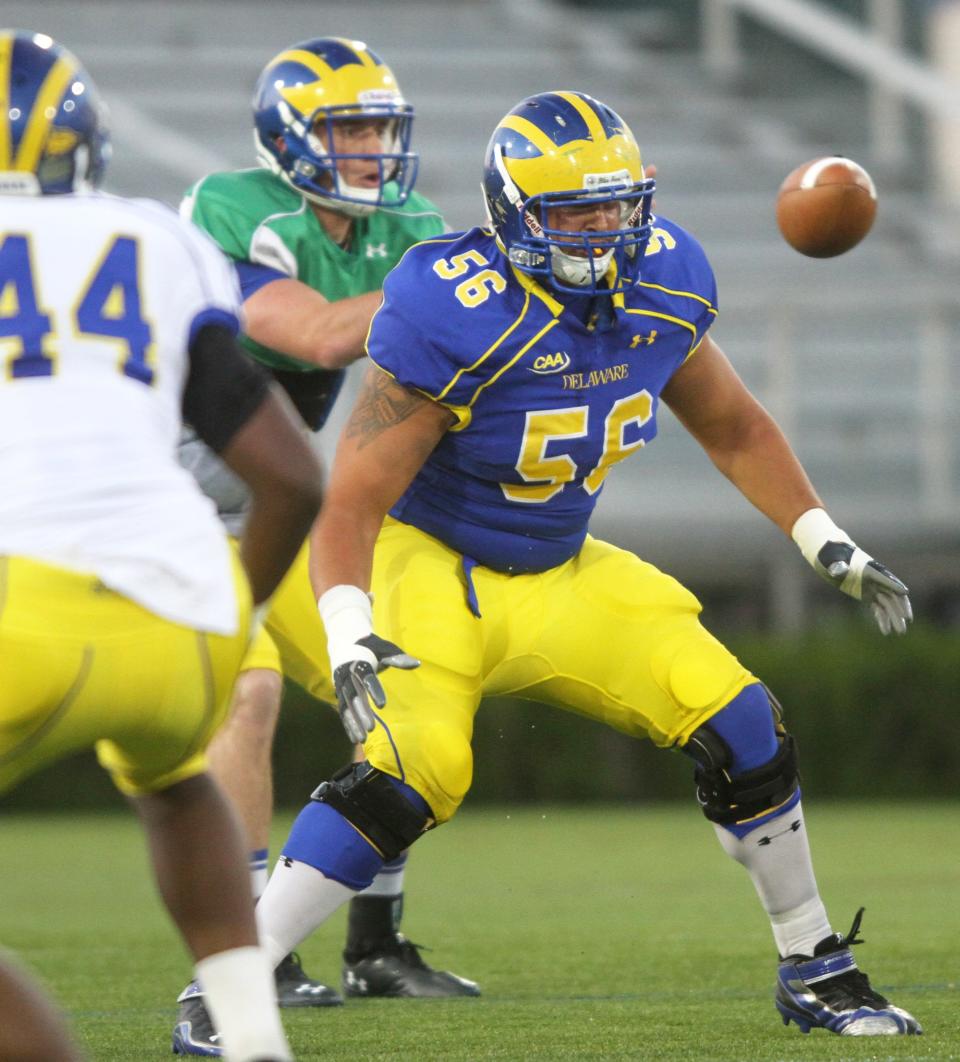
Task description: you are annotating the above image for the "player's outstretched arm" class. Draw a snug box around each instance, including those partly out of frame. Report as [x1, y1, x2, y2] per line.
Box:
[662, 334, 821, 532]
[662, 334, 911, 633]
[310, 364, 455, 741]
[185, 324, 324, 604]
[244, 279, 383, 370]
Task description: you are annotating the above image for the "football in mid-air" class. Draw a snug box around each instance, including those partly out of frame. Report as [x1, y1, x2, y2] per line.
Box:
[775, 156, 877, 258]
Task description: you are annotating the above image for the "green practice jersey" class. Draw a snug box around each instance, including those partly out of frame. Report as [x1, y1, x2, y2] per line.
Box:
[181, 167, 444, 376]
[178, 167, 444, 534]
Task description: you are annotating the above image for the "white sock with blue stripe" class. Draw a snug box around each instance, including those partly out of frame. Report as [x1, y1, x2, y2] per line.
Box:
[249, 848, 269, 903]
[359, 853, 407, 898]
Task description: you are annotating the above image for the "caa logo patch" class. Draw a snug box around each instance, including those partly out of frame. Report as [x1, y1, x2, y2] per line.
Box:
[529, 352, 571, 374]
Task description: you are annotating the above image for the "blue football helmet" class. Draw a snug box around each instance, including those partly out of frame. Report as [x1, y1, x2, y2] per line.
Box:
[253, 37, 417, 216]
[482, 91, 655, 296]
[0, 30, 109, 195]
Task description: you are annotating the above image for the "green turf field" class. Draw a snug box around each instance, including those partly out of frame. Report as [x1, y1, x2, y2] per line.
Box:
[2, 802, 957, 1060]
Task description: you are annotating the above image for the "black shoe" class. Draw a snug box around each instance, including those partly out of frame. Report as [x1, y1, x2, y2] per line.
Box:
[172, 989, 222, 1057]
[775, 908, 922, 1035]
[171, 989, 292, 1060]
[342, 934, 480, 998]
[274, 952, 343, 1008]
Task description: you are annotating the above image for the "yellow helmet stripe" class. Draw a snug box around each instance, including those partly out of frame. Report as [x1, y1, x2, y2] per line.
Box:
[0, 35, 13, 168]
[554, 91, 607, 143]
[500, 114, 561, 157]
[14, 55, 76, 172]
[270, 48, 336, 82]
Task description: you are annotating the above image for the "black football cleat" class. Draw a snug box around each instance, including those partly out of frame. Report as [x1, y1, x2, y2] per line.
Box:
[342, 933, 480, 999]
[273, 951, 343, 1008]
[172, 955, 341, 1057]
[172, 988, 222, 1057]
[776, 908, 921, 1036]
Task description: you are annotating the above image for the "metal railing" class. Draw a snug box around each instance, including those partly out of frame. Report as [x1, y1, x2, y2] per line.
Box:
[701, 0, 960, 170]
[728, 292, 959, 526]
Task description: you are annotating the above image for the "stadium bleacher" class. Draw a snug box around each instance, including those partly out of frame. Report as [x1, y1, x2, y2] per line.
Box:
[9, 0, 959, 627]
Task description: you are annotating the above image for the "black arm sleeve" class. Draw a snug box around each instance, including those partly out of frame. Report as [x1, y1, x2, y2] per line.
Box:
[183, 324, 272, 453]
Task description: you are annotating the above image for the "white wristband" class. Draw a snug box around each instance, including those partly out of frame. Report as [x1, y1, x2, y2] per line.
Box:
[790, 507, 852, 568]
[317, 584, 374, 671]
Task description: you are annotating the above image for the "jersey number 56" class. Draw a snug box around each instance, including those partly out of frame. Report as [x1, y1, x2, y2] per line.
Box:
[502, 391, 654, 503]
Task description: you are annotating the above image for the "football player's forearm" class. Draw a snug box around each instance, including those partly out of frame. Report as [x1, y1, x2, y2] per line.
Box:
[712, 417, 822, 536]
[242, 488, 321, 603]
[244, 285, 382, 369]
[309, 504, 380, 598]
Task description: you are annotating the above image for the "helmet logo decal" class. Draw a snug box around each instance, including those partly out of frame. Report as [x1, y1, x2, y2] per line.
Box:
[582, 169, 631, 192]
[522, 208, 543, 238]
[357, 89, 402, 105]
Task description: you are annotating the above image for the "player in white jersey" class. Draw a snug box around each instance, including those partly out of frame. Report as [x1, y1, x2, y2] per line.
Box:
[0, 30, 324, 1062]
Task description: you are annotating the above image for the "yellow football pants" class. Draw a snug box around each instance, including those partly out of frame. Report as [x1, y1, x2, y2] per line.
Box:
[239, 539, 335, 704]
[363, 518, 756, 824]
[0, 554, 251, 797]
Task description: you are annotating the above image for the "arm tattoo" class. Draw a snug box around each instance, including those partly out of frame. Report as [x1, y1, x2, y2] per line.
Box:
[346, 369, 427, 449]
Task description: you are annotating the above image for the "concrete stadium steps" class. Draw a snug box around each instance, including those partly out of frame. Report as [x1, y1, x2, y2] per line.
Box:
[9, 0, 960, 596]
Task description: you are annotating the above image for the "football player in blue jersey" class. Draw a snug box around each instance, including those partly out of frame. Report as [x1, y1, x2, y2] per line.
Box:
[251, 90, 920, 1038]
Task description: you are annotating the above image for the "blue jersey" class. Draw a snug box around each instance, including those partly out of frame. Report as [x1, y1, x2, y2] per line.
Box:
[368, 219, 718, 573]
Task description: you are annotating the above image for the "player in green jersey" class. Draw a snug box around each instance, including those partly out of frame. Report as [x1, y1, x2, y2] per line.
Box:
[173, 37, 477, 1058]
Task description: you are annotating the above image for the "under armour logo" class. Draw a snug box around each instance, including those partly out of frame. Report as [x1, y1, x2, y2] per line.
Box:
[365, 242, 388, 258]
[757, 819, 802, 846]
[630, 330, 658, 348]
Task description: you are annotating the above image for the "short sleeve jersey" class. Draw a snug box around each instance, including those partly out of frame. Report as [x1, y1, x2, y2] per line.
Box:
[0, 192, 244, 633]
[367, 217, 718, 573]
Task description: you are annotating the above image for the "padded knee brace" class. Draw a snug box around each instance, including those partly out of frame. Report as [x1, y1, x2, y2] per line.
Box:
[686, 686, 799, 826]
[312, 762, 434, 862]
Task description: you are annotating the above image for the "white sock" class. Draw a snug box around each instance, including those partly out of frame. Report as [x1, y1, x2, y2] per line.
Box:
[249, 848, 269, 903]
[360, 853, 407, 898]
[256, 858, 355, 968]
[713, 799, 832, 957]
[194, 945, 291, 1062]
[769, 895, 835, 959]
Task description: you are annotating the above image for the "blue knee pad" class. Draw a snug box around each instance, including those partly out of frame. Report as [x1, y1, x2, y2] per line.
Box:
[282, 801, 383, 890]
[282, 773, 431, 890]
[685, 683, 800, 837]
[708, 682, 779, 773]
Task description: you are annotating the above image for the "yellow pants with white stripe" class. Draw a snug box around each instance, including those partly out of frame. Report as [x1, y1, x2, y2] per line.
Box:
[0, 554, 252, 797]
[363, 517, 756, 824]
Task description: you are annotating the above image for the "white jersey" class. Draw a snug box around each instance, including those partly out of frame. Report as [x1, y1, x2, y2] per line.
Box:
[0, 193, 245, 634]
